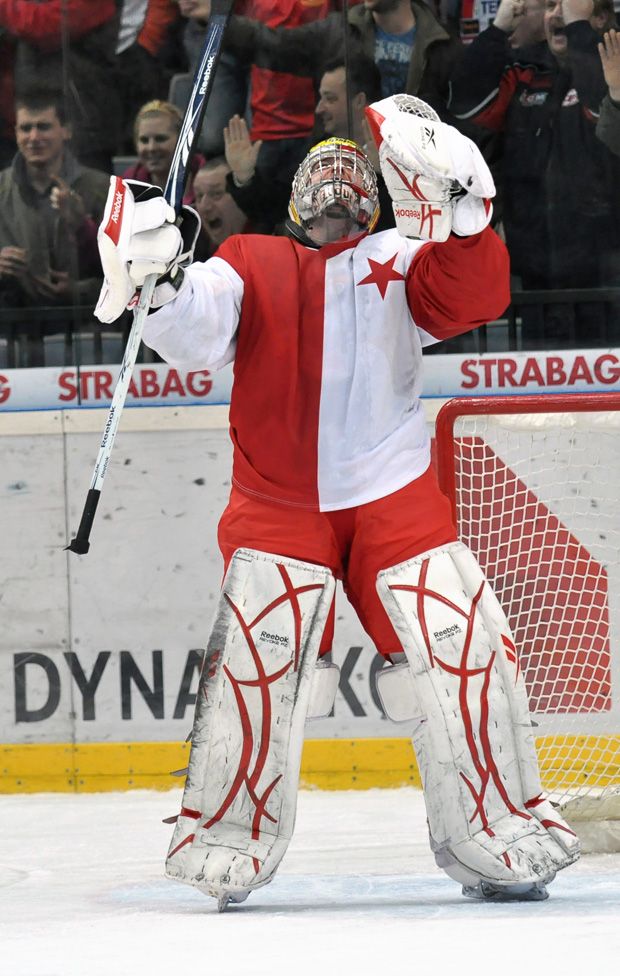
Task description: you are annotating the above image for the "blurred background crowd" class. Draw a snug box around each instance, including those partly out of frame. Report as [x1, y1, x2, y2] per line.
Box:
[1, 0, 620, 367]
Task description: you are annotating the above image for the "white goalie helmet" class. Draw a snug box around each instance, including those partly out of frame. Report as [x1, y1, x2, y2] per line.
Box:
[288, 138, 380, 246]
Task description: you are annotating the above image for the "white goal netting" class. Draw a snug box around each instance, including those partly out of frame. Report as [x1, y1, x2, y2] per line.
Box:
[435, 394, 620, 851]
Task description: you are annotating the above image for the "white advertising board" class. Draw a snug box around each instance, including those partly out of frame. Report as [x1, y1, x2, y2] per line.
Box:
[0, 350, 619, 412]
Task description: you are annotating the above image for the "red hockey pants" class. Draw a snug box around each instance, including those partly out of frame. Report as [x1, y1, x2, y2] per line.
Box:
[217, 464, 457, 658]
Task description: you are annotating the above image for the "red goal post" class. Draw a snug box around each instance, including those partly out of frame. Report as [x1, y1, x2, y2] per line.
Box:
[435, 393, 620, 852]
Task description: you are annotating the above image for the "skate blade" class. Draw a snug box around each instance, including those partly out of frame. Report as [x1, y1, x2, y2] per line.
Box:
[216, 890, 251, 912]
[462, 880, 549, 902]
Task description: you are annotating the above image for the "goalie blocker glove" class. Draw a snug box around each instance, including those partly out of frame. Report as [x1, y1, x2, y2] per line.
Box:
[94, 178, 200, 324]
[365, 95, 495, 242]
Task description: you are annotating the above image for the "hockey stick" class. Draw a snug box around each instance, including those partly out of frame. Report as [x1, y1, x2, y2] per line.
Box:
[66, 0, 233, 555]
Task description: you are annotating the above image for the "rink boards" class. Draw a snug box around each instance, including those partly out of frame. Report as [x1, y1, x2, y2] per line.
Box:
[0, 400, 618, 792]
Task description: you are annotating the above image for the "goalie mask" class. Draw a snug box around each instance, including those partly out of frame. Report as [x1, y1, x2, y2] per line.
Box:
[288, 138, 380, 246]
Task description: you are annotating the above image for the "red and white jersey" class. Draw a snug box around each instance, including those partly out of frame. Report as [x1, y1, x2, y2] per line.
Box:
[144, 228, 509, 511]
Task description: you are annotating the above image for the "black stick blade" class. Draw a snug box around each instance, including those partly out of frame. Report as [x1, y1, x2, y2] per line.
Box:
[65, 537, 91, 555]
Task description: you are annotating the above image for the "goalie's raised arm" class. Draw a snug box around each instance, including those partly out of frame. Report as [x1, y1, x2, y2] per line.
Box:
[365, 94, 495, 242]
[94, 177, 200, 324]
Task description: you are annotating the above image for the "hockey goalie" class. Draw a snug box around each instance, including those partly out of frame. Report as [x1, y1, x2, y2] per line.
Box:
[94, 93, 580, 909]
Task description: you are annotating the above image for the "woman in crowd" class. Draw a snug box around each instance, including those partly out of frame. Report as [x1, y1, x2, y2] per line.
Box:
[123, 100, 205, 204]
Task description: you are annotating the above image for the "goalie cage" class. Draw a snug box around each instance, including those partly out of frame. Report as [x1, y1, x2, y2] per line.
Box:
[435, 392, 620, 854]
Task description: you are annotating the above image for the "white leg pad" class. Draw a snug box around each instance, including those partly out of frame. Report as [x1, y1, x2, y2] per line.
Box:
[166, 548, 335, 899]
[377, 541, 580, 890]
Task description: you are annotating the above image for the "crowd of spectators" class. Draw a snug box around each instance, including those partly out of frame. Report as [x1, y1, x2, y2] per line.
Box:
[1, 0, 620, 361]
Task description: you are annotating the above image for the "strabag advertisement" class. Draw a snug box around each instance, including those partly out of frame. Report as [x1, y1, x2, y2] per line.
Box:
[0, 349, 619, 410]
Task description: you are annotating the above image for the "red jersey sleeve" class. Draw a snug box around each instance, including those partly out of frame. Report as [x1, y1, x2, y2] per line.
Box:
[406, 228, 510, 342]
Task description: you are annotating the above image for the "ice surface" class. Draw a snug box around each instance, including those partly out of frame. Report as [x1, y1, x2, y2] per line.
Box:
[1, 787, 619, 976]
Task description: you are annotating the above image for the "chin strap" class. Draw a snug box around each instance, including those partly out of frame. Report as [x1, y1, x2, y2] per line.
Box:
[284, 219, 321, 249]
[285, 218, 370, 249]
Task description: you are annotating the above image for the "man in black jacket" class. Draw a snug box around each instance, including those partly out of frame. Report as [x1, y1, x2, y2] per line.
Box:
[449, 0, 620, 348]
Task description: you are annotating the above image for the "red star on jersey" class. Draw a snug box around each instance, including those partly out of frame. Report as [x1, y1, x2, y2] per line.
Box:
[357, 254, 405, 299]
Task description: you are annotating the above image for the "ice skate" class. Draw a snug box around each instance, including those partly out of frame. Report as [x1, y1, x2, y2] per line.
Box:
[462, 880, 550, 902]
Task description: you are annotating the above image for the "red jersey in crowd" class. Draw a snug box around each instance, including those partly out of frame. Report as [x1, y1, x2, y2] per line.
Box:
[245, 1, 360, 142]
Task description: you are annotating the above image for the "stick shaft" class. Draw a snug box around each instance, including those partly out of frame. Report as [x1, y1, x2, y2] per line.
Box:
[91, 274, 157, 496]
[164, 3, 232, 212]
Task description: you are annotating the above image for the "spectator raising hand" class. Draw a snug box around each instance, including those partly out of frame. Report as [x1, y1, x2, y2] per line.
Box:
[492, 0, 546, 49]
[492, 0, 526, 34]
[222, 113, 280, 233]
[599, 28, 620, 100]
[596, 29, 620, 155]
[223, 115, 262, 187]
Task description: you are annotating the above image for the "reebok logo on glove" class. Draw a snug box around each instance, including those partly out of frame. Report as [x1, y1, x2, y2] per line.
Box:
[104, 178, 126, 246]
[111, 189, 123, 224]
[421, 126, 437, 152]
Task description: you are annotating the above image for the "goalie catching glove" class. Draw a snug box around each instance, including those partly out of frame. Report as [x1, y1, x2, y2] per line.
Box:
[94, 177, 200, 324]
[365, 95, 495, 242]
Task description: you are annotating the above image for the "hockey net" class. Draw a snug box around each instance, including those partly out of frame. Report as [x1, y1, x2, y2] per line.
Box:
[435, 393, 620, 852]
